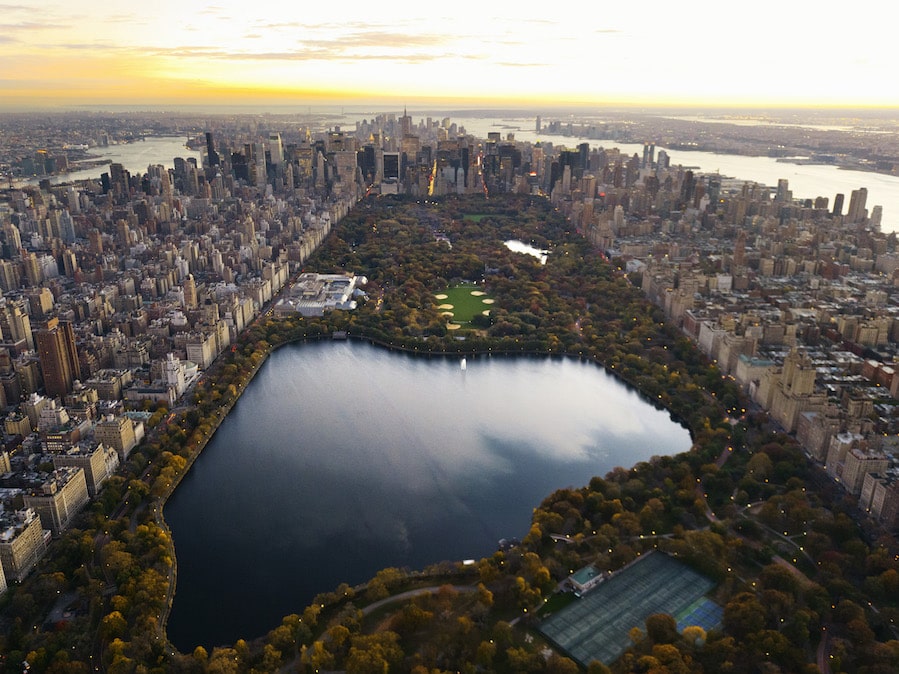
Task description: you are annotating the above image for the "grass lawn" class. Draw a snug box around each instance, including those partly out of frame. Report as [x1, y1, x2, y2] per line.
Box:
[462, 214, 490, 222]
[434, 284, 495, 327]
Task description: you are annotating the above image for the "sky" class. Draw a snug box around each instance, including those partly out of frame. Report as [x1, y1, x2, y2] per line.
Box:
[1, 0, 897, 111]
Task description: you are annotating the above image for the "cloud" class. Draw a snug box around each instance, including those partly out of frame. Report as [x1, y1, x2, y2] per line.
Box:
[496, 61, 550, 68]
[140, 29, 463, 65]
[155, 45, 464, 65]
[304, 31, 448, 49]
[0, 20, 67, 31]
[105, 14, 148, 25]
[46, 41, 119, 51]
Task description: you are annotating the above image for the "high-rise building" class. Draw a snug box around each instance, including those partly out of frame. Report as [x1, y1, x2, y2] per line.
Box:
[94, 414, 139, 459]
[642, 142, 655, 168]
[183, 274, 198, 310]
[775, 179, 791, 202]
[870, 205, 883, 231]
[656, 150, 669, 169]
[847, 187, 868, 223]
[23, 467, 90, 536]
[0, 260, 21, 293]
[22, 252, 41, 287]
[832, 193, 844, 216]
[53, 443, 120, 498]
[269, 133, 283, 165]
[382, 152, 400, 182]
[35, 317, 81, 398]
[0, 507, 47, 582]
[0, 300, 33, 350]
[205, 132, 220, 167]
[2, 222, 22, 254]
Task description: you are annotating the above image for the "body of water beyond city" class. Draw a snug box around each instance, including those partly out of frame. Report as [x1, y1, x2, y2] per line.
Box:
[163, 341, 692, 650]
[37, 112, 899, 233]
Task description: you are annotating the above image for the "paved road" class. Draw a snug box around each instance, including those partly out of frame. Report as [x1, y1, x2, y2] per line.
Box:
[361, 585, 478, 616]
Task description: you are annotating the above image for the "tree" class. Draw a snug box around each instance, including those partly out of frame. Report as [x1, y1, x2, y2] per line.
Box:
[682, 625, 706, 646]
[345, 632, 403, 674]
[192, 646, 208, 665]
[99, 611, 127, 641]
[645, 613, 679, 644]
[301, 641, 335, 672]
[545, 653, 580, 674]
[724, 592, 766, 638]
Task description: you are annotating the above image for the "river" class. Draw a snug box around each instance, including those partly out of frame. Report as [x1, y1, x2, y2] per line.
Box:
[163, 340, 692, 650]
[29, 136, 203, 186]
[445, 114, 899, 232]
[30, 114, 899, 232]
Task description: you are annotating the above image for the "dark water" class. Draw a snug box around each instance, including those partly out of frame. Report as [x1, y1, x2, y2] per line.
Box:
[163, 341, 692, 650]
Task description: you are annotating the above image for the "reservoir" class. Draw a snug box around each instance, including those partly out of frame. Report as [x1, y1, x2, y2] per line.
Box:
[164, 340, 692, 650]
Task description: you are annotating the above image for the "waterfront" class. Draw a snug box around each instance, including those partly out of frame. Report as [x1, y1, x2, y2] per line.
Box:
[163, 340, 692, 650]
[446, 114, 899, 232]
[23, 113, 899, 232]
[29, 136, 203, 186]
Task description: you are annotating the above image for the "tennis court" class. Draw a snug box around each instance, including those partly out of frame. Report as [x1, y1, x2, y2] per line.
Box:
[538, 551, 721, 667]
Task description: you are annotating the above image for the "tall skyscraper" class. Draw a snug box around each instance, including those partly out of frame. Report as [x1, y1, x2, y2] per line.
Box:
[870, 205, 883, 231]
[399, 109, 412, 137]
[183, 274, 198, 310]
[832, 193, 844, 216]
[269, 133, 283, 165]
[205, 132, 220, 167]
[642, 142, 655, 168]
[776, 179, 791, 202]
[22, 252, 41, 287]
[35, 317, 81, 399]
[656, 150, 669, 169]
[847, 188, 868, 223]
[0, 300, 33, 350]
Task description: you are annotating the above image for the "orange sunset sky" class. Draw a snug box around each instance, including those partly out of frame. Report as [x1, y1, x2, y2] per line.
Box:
[1, 0, 896, 111]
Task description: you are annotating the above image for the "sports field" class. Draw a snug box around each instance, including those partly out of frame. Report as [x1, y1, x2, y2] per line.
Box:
[434, 285, 494, 327]
[538, 551, 721, 667]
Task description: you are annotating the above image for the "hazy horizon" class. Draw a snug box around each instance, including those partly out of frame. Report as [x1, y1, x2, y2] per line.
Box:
[3, 102, 899, 120]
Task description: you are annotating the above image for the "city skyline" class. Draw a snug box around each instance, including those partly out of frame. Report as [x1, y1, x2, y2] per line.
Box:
[2, 0, 898, 111]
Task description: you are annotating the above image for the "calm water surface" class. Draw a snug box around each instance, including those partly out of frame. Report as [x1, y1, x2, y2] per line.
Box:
[164, 341, 691, 650]
[27, 136, 203, 186]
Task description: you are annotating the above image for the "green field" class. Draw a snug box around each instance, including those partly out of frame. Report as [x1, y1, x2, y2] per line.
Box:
[434, 284, 495, 327]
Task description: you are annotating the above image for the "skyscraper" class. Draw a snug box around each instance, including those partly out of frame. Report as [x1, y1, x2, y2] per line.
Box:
[0, 300, 33, 350]
[776, 179, 791, 202]
[269, 133, 283, 165]
[399, 109, 412, 137]
[832, 193, 844, 216]
[642, 142, 655, 169]
[205, 132, 220, 167]
[35, 317, 81, 399]
[183, 274, 198, 310]
[847, 187, 868, 223]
